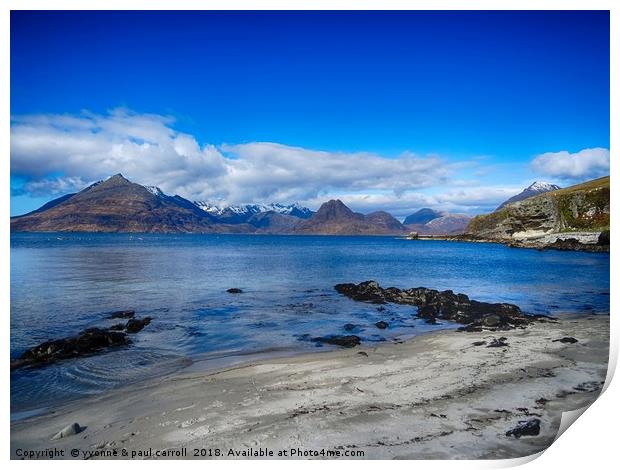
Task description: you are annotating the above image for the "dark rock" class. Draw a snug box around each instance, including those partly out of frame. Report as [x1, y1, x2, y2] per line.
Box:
[472, 341, 487, 346]
[553, 337, 578, 344]
[343, 323, 360, 332]
[375, 321, 389, 329]
[312, 335, 361, 348]
[335, 281, 388, 304]
[125, 317, 152, 333]
[487, 337, 509, 348]
[227, 288, 243, 294]
[335, 281, 531, 330]
[546, 238, 585, 251]
[357, 351, 368, 357]
[506, 418, 541, 438]
[598, 230, 610, 245]
[12, 328, 129, 369]
[108, 309, 135, 319]
[109, 323, 126, 331]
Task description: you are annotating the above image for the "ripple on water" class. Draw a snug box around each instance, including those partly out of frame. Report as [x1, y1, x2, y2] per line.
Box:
[10, 233, 609, 417]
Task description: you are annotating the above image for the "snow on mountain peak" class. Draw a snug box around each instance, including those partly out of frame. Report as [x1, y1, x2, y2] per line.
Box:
[526, 181, 560, 192]
[193, 201, 312, 218]
[145, 186, 165, 197]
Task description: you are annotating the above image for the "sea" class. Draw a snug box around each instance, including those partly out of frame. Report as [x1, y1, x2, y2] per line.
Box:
[10, 233, 610, 419]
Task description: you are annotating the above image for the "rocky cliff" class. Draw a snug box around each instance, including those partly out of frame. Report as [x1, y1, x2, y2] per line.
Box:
[466, 176, 609, 250]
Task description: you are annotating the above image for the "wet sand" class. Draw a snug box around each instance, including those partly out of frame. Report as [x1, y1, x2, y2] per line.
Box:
[11, 315, 609, 460]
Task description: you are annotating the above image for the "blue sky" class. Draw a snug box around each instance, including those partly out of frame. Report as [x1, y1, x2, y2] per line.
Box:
[10, 11, 610, 217]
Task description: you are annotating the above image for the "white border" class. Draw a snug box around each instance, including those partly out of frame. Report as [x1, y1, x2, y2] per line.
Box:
[2, 2, 617, 469]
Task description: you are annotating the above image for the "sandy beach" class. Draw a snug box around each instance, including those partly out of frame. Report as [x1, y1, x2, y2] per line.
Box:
[11, 314, 609, 460]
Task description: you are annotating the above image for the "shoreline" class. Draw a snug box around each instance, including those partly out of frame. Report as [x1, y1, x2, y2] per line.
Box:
[11, 230, 610, 253]
[409, 232, 610, 253]
[11, 314, 609, 460]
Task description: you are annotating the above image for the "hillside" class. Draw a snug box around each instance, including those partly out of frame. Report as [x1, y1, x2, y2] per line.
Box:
[466, 176, 610, 245]
[496, 182, 561, 210]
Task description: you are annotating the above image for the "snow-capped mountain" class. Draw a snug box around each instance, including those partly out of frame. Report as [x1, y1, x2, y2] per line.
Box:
[497, 181, 561, 210]
[526, 182, 560, 193]
[135, 183, 314, 225]
[194, 201, 314, 223]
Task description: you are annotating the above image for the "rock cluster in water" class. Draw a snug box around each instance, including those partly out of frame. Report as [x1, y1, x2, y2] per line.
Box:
[11, 311, 152, 370]
[334, 281, 539, 331]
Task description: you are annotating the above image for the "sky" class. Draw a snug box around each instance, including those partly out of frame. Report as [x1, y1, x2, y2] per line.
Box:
[10, 10, 610, 217]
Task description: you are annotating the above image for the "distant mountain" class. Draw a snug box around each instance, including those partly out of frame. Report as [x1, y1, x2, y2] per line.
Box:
[294, 200, 406, 235]
[404, 215, 472, 235]
[403, 208, 445, 225]
[194, 202, 314, 224]
[419, 214, 472, 235]
[11, 177, 403, 235]
[247, 211, 303, 234]
[10, 174, 230, 233]
[402, 208, 471, 235]
[365, 211, 408, 233]
[497, 181, 561, 210]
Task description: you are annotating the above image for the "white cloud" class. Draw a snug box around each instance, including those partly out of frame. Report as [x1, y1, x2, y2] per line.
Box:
[531, 147, 609, 180]
[10, 109, 458, 206]
[9, 108, 533, 216]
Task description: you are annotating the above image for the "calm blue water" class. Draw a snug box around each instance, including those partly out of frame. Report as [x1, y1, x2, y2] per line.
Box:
[10, 233, 610, 417]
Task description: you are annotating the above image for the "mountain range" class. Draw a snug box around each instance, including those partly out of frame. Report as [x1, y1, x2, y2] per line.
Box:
[194, 201, 313, 223]
[12, 174, 568, 236]
[11, 175, 407, 235]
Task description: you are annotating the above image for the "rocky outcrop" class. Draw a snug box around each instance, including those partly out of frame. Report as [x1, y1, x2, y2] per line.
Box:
[11, 315, 152, 369]
[466, 176, 609, 251]
[11, 328, 129, 369]
[505, 231, 610, 253]
[125, 317, 152, 333]
[334, 281, 537, 330]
